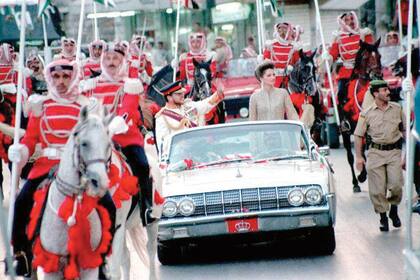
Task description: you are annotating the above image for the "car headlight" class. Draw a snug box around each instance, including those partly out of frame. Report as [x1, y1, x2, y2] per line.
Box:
[239, 107, 249, 118]
[162, 199, 178, 218]
[178, 197, 195, 216]
[288, 188, 304, 206]
[305, 187, 323, 205]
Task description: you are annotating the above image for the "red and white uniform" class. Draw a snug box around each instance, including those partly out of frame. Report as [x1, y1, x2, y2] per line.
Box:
[329, 12, 374, 80]
[88, 78, 144, 148]
[179, 51, 216, 92]
[20, 96, 88, 179]
[263, 41, 299, 88]
[82, 58, 101, 78]
[128, 53, 153, 81]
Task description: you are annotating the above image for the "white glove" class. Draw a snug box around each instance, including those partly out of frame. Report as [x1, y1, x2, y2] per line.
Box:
[8, 144, 29, 171]
[286, 65, 294, 74]
[124, 78, 144, 95]
[108, 115, 129, 136]
[79, 78, 97, 92]
[0, 83, 17, 94]
[257, 54, 264, 64]
[402, 77, 414, 93]
[171, 58, 178, 70]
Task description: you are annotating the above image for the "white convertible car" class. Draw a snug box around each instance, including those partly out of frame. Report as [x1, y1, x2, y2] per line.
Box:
[157, 121, 336, 264]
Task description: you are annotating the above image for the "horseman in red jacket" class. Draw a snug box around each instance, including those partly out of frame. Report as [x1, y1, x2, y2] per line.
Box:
[128, 35, 153, 89]
[7, 59, 116, 277]
[82, 42, 155, 226]
[263, 22, 300, 88]
[53, 37, 79, 61]
[178, 32, 216, 94]
[322, 11, 374, 129]
[82, 39, 105, 79]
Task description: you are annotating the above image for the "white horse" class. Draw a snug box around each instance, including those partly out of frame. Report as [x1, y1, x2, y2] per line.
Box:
[37, 106, 114, 279]
[105, 132, 162, 280]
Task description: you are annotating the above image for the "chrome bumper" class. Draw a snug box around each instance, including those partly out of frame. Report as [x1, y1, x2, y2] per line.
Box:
[158, 201, 334, 241]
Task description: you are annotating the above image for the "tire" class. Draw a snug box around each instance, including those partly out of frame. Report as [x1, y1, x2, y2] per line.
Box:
[312, 226, 336, 255]
[325, 122, 340, 149]
[157, 242, 185, 265]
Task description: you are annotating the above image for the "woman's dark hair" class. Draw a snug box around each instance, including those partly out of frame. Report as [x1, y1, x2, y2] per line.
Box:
[255, 61, 275, 82]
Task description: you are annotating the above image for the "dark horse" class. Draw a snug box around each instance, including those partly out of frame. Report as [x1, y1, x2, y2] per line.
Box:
[341, 38, 382, 192]
[146, 59, 225, 125]
[289, 49, 326, 146]
[0, 90, 15, 198]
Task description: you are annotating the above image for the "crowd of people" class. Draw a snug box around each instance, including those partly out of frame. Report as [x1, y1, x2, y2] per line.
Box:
[0, 7, 418, 277]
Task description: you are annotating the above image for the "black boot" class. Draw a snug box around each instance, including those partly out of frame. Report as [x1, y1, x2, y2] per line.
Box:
[389, 205, 401, 228]
[5, 250, 32, 277]
[379, 213, 389, 232]
[412, 200, 420, 215]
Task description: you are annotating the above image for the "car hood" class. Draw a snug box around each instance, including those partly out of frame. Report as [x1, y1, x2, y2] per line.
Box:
[162, 160, 329, 197]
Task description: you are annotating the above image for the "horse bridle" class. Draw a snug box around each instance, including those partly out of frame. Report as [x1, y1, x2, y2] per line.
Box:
[55, 120, 112, 196]
[193, 68, 211, 100]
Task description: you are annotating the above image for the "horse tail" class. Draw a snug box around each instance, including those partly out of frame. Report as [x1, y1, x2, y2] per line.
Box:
[128, 225, 150, 267]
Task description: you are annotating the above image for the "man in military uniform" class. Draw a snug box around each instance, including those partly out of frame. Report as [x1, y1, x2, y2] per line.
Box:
[25, 53, 47, 95]
[155, 80, 224, 153]
[354, 79, 405, 232]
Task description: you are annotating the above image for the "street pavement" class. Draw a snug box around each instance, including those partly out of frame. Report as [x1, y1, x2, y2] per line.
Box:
[1, 147, 419, 279]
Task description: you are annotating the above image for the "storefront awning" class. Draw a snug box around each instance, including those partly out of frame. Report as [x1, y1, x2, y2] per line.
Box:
[320, 0, 369, 10]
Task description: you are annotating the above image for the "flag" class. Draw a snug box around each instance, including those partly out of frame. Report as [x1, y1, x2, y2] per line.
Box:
[94, 0, 116, 7]
[269, 0, 282, 17]
[38, 0, 51, 17]
[184, 0, 200, 9]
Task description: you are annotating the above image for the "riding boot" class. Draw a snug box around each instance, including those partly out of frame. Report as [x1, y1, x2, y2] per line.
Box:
[389, 205, 401, 228]
[379, 212, 389, 232]
[412, 200, 420, 215]
[140, 175, 156, 226]
[98, 191, 117, 255]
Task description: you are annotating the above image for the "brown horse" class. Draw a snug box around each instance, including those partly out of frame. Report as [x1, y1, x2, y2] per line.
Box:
[340, 38, 382, 192]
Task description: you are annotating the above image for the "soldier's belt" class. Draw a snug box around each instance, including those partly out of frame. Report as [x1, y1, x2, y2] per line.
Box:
[370, 139, 402, 151]
[41, 147, 63, 159]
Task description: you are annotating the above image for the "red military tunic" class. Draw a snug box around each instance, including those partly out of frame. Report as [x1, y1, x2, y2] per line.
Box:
[128, 54, 153, 81]
[263, 40, 299, 88]
[179, 51, 216, 93]
[82, 58, 101, 79]
[87, 78, 144, 148]
[329, 30, 374, 80]
[0, 64, 32, 103]
[20, 96, 86, 179]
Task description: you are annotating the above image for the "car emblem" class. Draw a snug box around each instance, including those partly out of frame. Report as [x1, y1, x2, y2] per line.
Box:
[234, 220, 251, 232]
[236, 168, 242, 178]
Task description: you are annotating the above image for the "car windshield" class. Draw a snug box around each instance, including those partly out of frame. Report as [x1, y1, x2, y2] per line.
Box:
[225, 57, 258, 78]
[167, 123, 309, 172]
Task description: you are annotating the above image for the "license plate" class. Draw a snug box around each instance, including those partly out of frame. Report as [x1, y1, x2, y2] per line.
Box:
[226, 217, 258, 233]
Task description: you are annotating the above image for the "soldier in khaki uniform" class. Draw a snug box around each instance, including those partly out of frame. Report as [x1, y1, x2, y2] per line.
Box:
[354, 79, 405, 232]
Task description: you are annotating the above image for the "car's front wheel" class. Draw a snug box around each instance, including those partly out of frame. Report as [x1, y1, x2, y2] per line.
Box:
[312, 226, 336, 255]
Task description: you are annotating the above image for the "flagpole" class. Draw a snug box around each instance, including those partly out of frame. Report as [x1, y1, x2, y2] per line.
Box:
[404, 0, 414, 251]
[76, 0, 86, 64]
[259, 0, 265, 45]
[7, 1, 27, 278]
[173, 0, 181, 82]
[41, 13, 51, 64]
[93, 1, 99, 41]
[255, 0, 262, 55]
[313, 0, 340, 127]
[139, 16, 147, 54]
[397, 0, 404, 53]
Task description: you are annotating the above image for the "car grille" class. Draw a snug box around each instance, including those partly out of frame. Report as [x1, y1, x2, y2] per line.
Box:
[164, 185, 326, 219]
